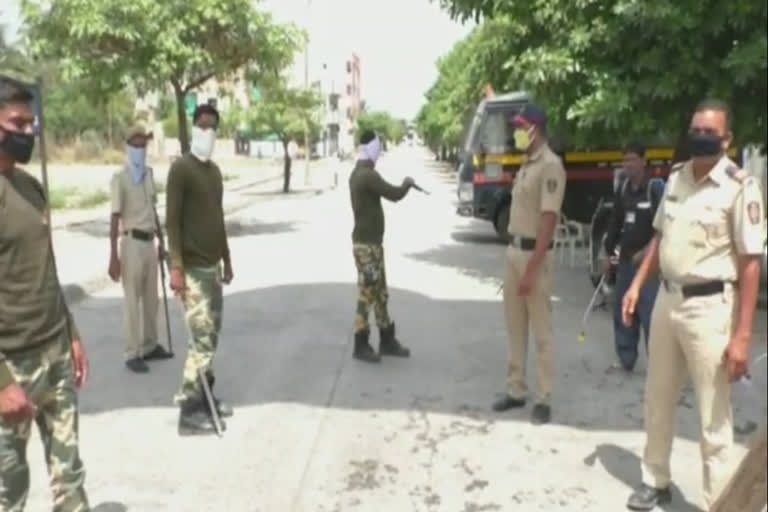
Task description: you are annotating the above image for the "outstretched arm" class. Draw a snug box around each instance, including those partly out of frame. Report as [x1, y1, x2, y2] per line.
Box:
[368, 171, 411, 202]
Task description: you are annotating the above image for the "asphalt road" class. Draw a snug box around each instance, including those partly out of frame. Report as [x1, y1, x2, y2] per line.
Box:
[23, 147, 767, 512]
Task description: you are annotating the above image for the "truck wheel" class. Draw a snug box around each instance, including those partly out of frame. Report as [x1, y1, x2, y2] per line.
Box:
[495, 204, 510, 242]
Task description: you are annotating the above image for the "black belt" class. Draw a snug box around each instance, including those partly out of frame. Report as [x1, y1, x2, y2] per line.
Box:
[509, 235, 554, 251]
[123, 229, 153, 242]
[663, 280, 726, 299]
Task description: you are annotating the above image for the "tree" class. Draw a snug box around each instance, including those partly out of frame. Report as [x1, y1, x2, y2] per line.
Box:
[425, 0, 767, 152]
[357, 111, 409, 147]
[22, 0, 302, 152]
[247, 75, 321, 193]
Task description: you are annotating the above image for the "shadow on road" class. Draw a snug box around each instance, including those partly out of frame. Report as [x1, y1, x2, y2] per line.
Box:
[583, 444, 704, 512]
[71, 281, 759, 450]
[62, 217, 299, 239]
[92, 502, 128, 512]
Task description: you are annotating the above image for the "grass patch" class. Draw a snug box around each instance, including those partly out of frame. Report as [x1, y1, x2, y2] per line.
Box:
[49, 186, 110, 210]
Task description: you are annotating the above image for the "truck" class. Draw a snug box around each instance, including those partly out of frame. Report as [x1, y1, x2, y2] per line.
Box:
[455, 91, 743, 287]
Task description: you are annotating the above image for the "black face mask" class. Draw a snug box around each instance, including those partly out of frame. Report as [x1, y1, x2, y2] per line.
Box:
[0, 129, 35, 164]
[687, 132, 722, 158]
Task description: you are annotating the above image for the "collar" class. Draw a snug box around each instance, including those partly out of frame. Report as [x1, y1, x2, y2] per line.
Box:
[356, 159, 375, 169]
[683, 154, 731, 187]
[524, 142, 549, 164]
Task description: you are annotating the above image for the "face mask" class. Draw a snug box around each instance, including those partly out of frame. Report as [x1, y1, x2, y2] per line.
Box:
[0, 129, 35, 164]
[127, 146, 147, 184]
[687, 133, 723, 158]
[513, 128, 533, 151]
[361, 137, 382, 162]
[190, 127, 216, 162]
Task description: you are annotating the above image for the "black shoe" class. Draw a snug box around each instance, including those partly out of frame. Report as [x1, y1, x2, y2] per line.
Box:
[125, 358, 149, 373]
[143, 345, 174, 361]
[531, 403, 551, 425]
[379, 323, 410, 357]
[353, 329, 381, 363]
[204, 372, 234, 418]
[178, 400, 226, 436]
[492, 395, 526, 412]
[626, 484, 671, 510]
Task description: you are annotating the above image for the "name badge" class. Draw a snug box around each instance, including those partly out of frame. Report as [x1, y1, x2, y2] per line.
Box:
[637, 201, 651, 210]
[625, 211, 636, 224]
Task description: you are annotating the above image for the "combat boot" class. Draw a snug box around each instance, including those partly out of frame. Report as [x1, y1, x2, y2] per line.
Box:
[379, 323, 410, 357]
[178, 398, 226, 436]
[205, 372, 234, 418]
[353, 329, 380, 363]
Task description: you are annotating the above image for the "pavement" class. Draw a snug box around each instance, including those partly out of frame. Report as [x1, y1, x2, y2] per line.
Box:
[22, 147, 768, 512]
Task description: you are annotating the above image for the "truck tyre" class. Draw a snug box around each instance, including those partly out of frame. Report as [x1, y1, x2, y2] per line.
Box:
[495, 203, 511, 242]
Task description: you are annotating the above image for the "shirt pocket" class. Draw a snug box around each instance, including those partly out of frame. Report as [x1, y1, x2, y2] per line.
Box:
[693, 206, 729, 250]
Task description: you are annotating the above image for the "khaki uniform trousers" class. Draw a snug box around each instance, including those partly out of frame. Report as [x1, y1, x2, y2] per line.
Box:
[120, 236, 159, 359]
[503, 246, 555, 405]
[642, 282, 735, 507]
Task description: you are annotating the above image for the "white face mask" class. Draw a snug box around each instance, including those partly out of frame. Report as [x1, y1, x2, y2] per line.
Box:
[127, 146, 147, 184]
[190, 126, 216, 162]
[359, 137, 382, 163]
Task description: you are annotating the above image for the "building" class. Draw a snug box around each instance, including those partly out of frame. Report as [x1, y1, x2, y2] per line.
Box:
[315, 53, 362, 158]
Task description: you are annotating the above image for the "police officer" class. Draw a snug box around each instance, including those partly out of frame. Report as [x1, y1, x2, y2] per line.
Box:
[603, 142, 664, 372]
[348, 130, 414, 363]
[623, 99, 766, 510]
[108, 123, 172, 373]
[492, 104, 566, 425]
[0, 75, 91, 511]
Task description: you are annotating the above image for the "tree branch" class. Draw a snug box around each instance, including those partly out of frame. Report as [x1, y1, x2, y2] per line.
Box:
[183, 71, 217, 93]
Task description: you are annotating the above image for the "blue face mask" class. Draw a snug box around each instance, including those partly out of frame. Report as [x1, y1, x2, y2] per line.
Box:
[127, 146, 147, 184]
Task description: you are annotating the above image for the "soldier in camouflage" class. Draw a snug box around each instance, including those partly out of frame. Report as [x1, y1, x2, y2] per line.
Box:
[348, 130, 415, 363]
[0, 76, 91, 511]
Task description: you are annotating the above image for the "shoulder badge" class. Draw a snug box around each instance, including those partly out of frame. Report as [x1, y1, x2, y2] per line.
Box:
[725, 164, 746, 183]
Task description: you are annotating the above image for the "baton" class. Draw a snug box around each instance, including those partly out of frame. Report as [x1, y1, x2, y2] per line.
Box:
[152, 205, 174, 355]
[175, 286, 225, 438]
[578, 273, 607, 343]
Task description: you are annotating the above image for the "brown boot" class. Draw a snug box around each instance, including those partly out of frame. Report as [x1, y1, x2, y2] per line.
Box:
[379, 323, 410, 357]
[353, 329, 380, 363]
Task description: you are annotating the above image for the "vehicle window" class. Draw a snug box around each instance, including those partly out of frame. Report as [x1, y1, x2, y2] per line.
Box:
[470, 108, 521, 155]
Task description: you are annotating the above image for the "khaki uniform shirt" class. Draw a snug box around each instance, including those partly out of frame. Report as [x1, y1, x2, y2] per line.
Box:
[654, 156, 766, 284]
[110, 165, 157, 233]
[507, 143, 567, 237]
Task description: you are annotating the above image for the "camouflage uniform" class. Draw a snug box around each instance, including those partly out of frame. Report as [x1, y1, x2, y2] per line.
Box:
[353, 244, 392, 332]
[173, 265, 223, 405]
[0, 331, 89, 512]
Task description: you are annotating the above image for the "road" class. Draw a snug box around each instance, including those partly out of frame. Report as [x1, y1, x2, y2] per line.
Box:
[24, 147, 767, 512]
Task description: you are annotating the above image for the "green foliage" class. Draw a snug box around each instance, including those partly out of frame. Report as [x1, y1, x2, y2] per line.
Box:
[22, 0, 304, 152]
[357, 111, 409, 145]
[424, 0, 767, 151]
[246, 73, 322, 191]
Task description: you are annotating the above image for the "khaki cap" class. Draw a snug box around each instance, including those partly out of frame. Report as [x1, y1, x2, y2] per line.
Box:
[125, 122, 153, 141]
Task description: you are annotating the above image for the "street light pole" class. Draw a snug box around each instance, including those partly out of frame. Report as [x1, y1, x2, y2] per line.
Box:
[304, 0, 311, 186]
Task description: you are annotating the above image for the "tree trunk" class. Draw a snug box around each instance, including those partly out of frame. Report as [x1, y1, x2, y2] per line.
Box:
[174, 85, 190, 155]
[709, 427, 767, 512]
[282, 139, 291, 193]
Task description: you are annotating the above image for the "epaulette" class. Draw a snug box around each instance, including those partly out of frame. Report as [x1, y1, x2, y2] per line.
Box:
[725, 164, 747, 183]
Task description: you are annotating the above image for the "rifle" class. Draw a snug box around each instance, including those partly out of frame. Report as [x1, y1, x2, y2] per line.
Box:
[152, 204, 174, 356]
